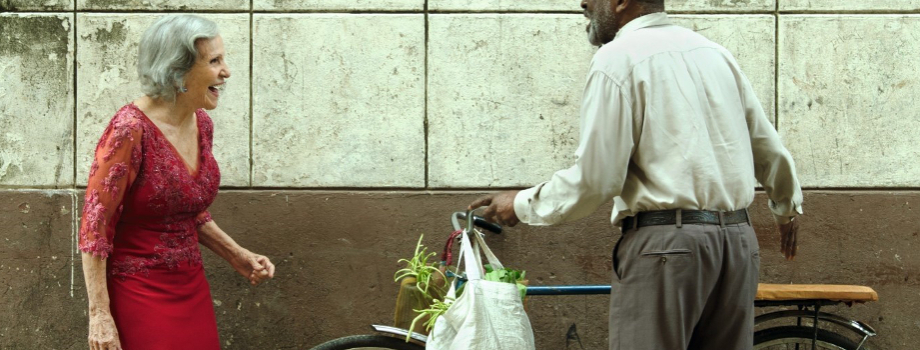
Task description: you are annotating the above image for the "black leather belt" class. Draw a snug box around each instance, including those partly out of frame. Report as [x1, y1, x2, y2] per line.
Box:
[622, 209, 749, 229]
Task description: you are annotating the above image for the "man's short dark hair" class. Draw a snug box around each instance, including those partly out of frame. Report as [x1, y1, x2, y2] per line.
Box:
[638, 0, 665, 12]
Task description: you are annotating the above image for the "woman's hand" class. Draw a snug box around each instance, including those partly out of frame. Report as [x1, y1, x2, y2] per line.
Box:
[88, 312, 122, 350]
[231, 249, 276, 286]
[196, 221, 276, 285]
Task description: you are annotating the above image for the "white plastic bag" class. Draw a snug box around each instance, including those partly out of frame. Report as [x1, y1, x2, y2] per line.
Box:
[425, 228, 535, 350]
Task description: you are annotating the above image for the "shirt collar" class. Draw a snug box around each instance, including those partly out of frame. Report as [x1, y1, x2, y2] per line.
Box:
[614, 12, 671, 40]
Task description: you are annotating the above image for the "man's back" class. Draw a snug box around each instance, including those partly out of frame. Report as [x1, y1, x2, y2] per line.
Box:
[586, 14, 777, 223]
[474, 6, 802, 350]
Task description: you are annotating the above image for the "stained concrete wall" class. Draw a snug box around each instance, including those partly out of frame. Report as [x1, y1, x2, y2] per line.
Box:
[1, 1, 918, 349]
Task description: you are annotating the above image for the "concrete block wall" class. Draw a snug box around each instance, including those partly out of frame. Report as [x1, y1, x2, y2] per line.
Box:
[1, 1, 918, 349]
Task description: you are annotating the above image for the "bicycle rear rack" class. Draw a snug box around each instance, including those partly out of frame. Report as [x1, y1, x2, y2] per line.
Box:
[755, 300, 877, 350]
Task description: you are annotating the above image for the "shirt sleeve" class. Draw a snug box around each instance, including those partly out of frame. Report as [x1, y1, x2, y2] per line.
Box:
[514, 72, 635, 226]
[741, 73, 804, 224]
[195, 211, 213, 227]
[79, 115, 142, 258]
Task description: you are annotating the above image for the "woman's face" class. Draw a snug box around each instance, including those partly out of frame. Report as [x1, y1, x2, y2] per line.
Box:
[182, 35, 230, 110]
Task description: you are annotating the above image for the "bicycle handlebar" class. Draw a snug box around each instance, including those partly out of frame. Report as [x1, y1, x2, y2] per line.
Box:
[451, 211, 502, 234]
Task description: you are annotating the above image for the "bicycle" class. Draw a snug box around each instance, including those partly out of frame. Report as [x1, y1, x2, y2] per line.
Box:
[310, 211, 879, 350]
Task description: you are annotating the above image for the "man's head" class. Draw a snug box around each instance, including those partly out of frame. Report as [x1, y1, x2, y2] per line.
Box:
[581, 0, 664, 46]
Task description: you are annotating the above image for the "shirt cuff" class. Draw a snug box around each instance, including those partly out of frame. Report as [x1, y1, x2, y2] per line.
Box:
[514, 183, 545, 225]
[772, 214, 793, 225]
[769, 199, 803, 225]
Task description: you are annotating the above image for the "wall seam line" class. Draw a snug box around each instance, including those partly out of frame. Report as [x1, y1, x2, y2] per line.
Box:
[10, 9, 920, 14]
[249, 2, 255, 188]
[775, 0, 780, 129]
[424, 0, 430, 189]
[11, 184, 920, 191]
[71, 3, 78, 299]
[71, 189, 76, 298]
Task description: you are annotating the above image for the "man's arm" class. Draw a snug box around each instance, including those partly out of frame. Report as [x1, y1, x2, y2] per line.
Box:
[740, 71, 803, 260]
[473, 72, 635, 226]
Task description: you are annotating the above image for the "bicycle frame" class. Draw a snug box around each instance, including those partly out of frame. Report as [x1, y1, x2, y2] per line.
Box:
[367, 286, 616, 344]
[370, 285, 878, 348]
[382, 211, 877, 349]
[526, 286, 877, 347]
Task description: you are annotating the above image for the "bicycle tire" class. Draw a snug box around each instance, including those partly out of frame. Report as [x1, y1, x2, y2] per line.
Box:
[310, 334, 425, 350]
[754, 326, 863, 350]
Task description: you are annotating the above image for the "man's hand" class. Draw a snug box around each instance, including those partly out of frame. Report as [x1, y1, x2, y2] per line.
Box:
[779, 218, 799, 261]
[469, 191, 521, 227]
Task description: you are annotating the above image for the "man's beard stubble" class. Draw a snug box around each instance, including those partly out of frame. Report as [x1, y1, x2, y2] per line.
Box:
[587, 4, 617, 47]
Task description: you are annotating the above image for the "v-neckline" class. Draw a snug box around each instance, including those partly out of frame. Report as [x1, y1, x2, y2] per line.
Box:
[131, 103, 202, 178]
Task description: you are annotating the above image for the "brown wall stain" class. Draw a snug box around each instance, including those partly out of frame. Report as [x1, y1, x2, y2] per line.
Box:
[0, 190, 916, 349]
[0, 191, 82, 349]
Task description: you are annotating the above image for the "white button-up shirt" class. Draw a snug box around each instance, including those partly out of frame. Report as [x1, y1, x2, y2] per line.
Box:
[514, 12, 803, 227]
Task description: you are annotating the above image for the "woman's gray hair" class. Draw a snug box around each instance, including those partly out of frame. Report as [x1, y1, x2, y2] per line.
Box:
[137, 15, 219, 101]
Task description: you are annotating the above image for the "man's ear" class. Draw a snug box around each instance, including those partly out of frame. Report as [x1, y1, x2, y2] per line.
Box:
[615, 0, 633, 14]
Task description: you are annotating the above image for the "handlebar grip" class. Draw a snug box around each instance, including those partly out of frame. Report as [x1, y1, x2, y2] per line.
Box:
[472, 215, 502, 234]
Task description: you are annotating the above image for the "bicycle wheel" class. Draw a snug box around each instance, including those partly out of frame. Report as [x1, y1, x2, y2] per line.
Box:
[310, 334, 425, 350]
[754, 326, 862, 350]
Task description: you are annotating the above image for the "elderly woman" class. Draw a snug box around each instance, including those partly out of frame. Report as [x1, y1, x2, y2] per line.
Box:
[80, 15, 274, 350]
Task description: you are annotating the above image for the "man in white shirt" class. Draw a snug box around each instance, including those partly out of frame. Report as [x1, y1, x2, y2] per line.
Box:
[469, 0, 802, 349]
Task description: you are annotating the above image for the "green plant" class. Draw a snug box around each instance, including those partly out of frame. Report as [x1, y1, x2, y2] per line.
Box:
[393, 234, 528, 342]
[410, 296, 454, 337]
[394, 235, 450, 341]
[394, 235, 446, 296]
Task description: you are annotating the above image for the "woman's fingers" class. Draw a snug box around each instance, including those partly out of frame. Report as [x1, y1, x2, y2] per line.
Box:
[89, 313, 121, 350]
[258, 256, 276, 278]
[90, 337, 120, 350]
[242, 253, 275, 285]
[248, 265, 271, 285]
[250, 256, 264, 271]
[253, 255, 275, 278]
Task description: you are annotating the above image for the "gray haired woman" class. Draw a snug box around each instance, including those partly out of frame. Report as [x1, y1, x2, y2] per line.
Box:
[80, 15, 274, 350]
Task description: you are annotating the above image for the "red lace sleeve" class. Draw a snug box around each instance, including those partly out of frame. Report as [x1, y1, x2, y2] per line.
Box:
[79, 111, 143, 258]
[195, 211, 213, 227]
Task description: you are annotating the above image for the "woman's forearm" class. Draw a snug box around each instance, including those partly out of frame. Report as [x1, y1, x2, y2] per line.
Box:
[198, 220, 274, 286]
[197, 221, 244, 262]
[81, 252, 111, 316]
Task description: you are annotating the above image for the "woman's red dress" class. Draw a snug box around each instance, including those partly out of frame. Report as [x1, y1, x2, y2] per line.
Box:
[79, 103, 221, 349]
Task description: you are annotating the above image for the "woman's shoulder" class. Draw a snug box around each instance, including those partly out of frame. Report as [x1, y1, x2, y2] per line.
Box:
[100, 103, 147, 146]
[109, 103, 147, 133]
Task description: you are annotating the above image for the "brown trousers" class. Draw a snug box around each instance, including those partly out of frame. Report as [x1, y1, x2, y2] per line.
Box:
[609, 222, 760, 350]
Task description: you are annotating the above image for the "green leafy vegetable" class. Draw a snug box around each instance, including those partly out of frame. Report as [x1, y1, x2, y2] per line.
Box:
[394, 235, 448, 341]
[394, 235, 445, 296]
[393, 235, 528, 342]
[484, 264, 527, 300]
[410, 296, 454, 337]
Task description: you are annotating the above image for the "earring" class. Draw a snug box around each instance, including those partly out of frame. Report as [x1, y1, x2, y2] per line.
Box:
[179, 86, 188, 93]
